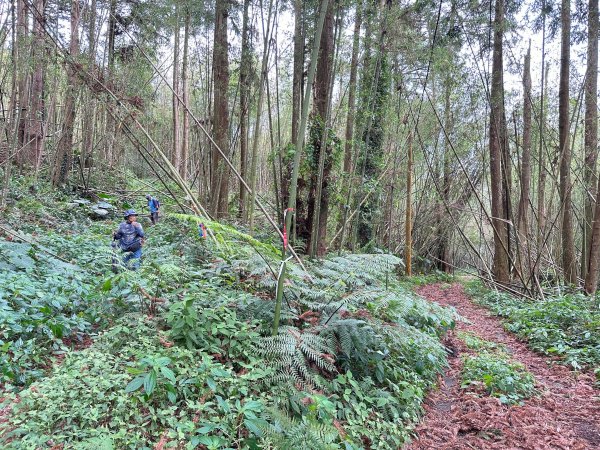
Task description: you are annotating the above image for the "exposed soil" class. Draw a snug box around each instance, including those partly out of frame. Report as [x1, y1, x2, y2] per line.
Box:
[406, 283, 600, 450]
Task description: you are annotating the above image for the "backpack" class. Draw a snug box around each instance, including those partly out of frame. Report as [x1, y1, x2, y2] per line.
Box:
[123, 240, 142, 253]
[151, 198, 160, 209]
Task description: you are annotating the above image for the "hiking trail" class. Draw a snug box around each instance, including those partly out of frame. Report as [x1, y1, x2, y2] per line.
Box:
[407, 283, 600, 450]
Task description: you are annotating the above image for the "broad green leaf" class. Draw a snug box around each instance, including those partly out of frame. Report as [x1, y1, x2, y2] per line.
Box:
[244, 419, 264, 437]
[160, 366, 176, 383]
[125, 376, 145, 393]
[144, 370, 157, 395]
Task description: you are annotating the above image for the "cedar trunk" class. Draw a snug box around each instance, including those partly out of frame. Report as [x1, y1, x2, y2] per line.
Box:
[81, 0, 97, 175]
[489, 0, 510, 283]
[24, 0, 46, 171]
[172, 6, 181, 172]
[238, 0, 251, 218]
[52, 0, 79, 186]
[405, 130, 413, 276]
[307, 0, 335, 256]
[15, 0, 28, 161]
[517, 44, 532, 279]
[559, 0, 577, 284]
[582, 0, 599, 279]
[437, 74, 452, 272]
[211, 0, 230, 218]
[343, 1, 362, 174]
[181, 11, 191, 179]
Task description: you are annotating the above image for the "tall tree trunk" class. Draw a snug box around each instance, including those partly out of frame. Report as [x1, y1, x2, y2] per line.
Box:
[15, 0, 28, 163]
[343, 1, 362, 174]
[536, 62, 549, 276]
[437, 73, 452, 272]
[81, 0, 97, 180]
[181, 9, 190, 179]
[517, 43, 532, 279]
[51, 0, 79, 186]
[24, 0, 45, 172]
[337, 1, 362, 250]
[238, 0, 251, 217]
[275, 0, 330, 336]
[2, 2, 19, 207]
[489, 0, 510, 283]
[104, 0, 116, 166]
[353, 0, 390, 250]
[559, 0, 577, 284]
[582, 0, 598, 280]
[247, 0, 275, 231]
[172, 5, 181, 172]
[282, 0, 304, 209]
[307, 0, 335, 256]
[211, 0, 230, 218]
[405, 130, 413, 276]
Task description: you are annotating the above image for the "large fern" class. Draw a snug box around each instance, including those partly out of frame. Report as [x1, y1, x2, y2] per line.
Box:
[261, 407, 340, 450]
[254, 326, 337, 389]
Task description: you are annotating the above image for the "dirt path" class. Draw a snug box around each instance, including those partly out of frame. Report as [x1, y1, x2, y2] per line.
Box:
[406, 283, 600, 450]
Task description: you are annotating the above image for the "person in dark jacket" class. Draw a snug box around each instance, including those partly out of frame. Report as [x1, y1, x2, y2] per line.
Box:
[146, 194, 160, 225]
[113, 209, 145, 270]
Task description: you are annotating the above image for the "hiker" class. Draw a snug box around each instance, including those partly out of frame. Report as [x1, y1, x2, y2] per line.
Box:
[113, 209, 145, 270]
[146, 194, 160, 225]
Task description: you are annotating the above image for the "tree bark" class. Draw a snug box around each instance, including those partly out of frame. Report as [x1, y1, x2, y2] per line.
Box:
[559, 0, 577, 284]
[343, 1, 362, 174]
[211, 0, 230, 218]
[81, 0, 97, 177]
[248, 0, 275, 231]
[275, 0, 330, 336]
[582, 0, 598, 280]
[104, 0, 117, 166]
[2, 2, 19, 207]
[24, 0, 46, 171]
[238, 0, 251, 218]
[307, 0, 335, 256]
[281, 0, 304, 209]
[489, 0, 510, 283]
[51, 0, 79, 186]
[517, 43, 532, 279]
[336, 1, 363, 249]
[536, 63, 549, 276]
[15, 0, 28, 163]
[405, 130, 413, 276]
[181, 9, 190, 179]
[437, 73, 452, 272]
[172, 5, 181, 172]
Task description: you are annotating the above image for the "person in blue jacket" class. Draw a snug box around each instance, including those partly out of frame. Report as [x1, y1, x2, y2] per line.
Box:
[146, 194, 160, 225]
[113, 209, 145, 270]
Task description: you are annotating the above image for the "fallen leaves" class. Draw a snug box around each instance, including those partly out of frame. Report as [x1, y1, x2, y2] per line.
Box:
[406, 283, 600, 450]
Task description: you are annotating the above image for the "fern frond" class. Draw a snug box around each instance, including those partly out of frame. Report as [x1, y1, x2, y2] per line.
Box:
[255, 327, 336, 389]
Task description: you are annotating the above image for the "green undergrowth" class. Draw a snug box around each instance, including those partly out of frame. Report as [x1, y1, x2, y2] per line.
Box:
[457, 331, 536, 405]
[399, 271, 456, 287]
[464, 280, 600, 375]
[1, 180, 458, 449]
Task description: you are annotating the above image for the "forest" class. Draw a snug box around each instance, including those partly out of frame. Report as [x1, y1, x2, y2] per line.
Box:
[0, 0, 600, 448]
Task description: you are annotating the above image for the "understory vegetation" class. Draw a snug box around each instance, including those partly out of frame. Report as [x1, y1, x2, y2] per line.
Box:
[0, 179, 457, 449]
[465, 281, 600, 378]
[457, 331, 536, 405]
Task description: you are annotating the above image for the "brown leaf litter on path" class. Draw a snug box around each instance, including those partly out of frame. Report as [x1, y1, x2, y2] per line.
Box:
[405, 283, 600, 450]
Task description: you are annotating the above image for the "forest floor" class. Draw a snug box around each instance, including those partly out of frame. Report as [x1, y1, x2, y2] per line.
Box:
[407, 283, 600, 450]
